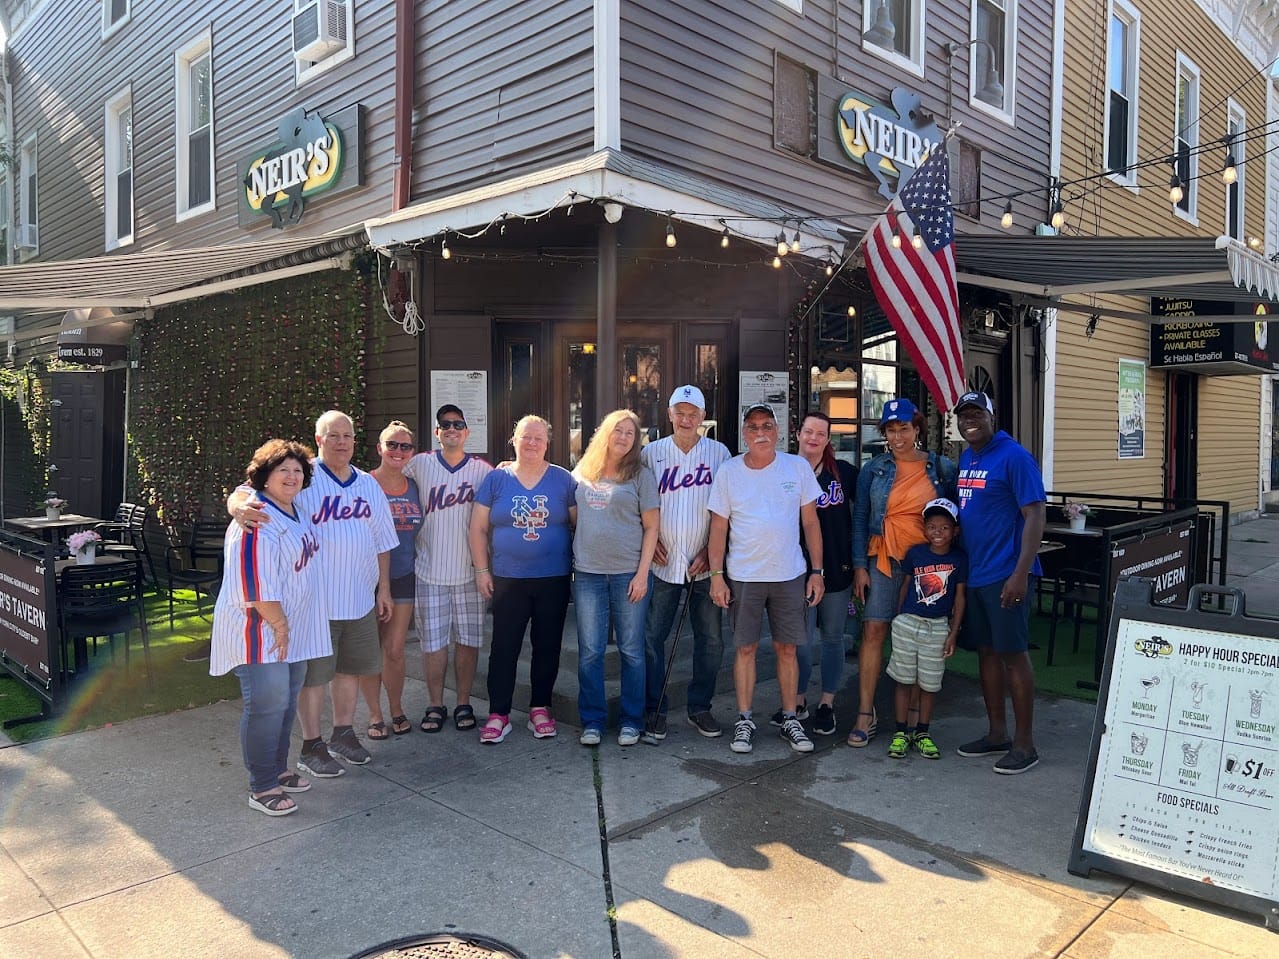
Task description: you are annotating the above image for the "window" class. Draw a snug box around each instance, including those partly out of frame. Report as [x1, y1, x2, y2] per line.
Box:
[103, 0, 130, 36]
[773, 0, 802, 10]
[774, 55, 816, 158]
[863, 0, 925, 75]
[105, 89, 134, 249]
[1104, 0, 1140, 181]
[971, 0, 1015, 116]
[292, 0, 355, 83]
[1174, 54, 1200, 220]
[1225, 104, 1245, 242]
[17, 138, 38, 256]
[175, 32, 214, 219]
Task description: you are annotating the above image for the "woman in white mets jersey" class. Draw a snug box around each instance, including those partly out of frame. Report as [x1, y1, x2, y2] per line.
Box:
[210, 439, 329, 817]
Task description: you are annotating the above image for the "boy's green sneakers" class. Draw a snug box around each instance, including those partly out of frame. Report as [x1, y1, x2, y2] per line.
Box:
[912, 732, 941, 760]
[887, 730, 911, 759]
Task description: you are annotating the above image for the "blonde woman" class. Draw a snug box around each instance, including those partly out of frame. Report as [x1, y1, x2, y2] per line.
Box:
[468, 415, 577, 743]
[361, 421, 423, 739]
[572, 410, 660, 747]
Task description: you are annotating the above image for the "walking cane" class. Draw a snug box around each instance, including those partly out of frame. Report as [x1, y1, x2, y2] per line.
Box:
[641, 576, 694, 746]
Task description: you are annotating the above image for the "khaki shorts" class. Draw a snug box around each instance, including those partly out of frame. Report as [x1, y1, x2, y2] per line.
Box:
[304, 610, 382, 686]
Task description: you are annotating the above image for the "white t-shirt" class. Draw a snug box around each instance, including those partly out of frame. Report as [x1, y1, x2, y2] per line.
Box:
[404, 450, 494, 586]
[707, 452, 822, 583]
[640, 435, 731, 585]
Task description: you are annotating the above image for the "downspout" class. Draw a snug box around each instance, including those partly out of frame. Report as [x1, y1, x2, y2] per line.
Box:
[392, 0, 413, 211]
[2, 44, 14, 266]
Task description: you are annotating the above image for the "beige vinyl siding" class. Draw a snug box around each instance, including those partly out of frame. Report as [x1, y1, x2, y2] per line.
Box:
[1052, 294, 1166, 497]
[1197, 376, 1261, 514]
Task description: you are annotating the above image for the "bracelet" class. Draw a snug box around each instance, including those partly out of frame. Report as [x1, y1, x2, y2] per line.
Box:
[709, 570, 723, 577]
[475, 567, 490, 574]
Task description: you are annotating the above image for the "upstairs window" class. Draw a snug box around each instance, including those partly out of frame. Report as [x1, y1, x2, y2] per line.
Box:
[1225, 105, 1245, 241]
[292, 0, 355, 83]
[175, 32, 214, 219]
[863, 0, 925, 75]
[105, 89, 134, 249]
[971, 0, 1015, 117]
[103, 0, 130, 37]
[1105, 0, 1140, 182]
[16, 138, 38, 257]
[1174, 54, 1200, 221]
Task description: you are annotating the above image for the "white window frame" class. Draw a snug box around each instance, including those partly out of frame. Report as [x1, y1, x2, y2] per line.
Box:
[17, 137, 38, 258]
[968, 0, 1016, 122]
[1103, 0, 1140, 186]
[294, 0, 356, 86]
[105, 87, 134, 250]
[1225, 102, 1246, 242]
[1173, 52, 1200, 225]
[773, 0, 802, 11]
[102, 0, 131, 39]
[862, 0, 926, 79]
[175, 30, 215, 221]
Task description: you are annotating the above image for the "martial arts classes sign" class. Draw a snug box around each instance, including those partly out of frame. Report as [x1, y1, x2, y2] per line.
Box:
[1070, 580, 1279, 929]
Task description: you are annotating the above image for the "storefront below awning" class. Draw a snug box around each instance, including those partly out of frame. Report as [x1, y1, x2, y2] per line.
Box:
[56, 308, 134, 365]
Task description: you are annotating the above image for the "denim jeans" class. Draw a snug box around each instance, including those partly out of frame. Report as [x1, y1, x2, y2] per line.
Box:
[644, 576, 724, 716]
[233, 660, 306, 795]
[574, 572, 649, 730]
[798, 585, 852, 699]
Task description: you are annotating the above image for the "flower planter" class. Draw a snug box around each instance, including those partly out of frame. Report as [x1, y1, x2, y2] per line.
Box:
[75, 547, 96, 565]
[1069, 516, 1086, 531]
[46, 507, 62, 521]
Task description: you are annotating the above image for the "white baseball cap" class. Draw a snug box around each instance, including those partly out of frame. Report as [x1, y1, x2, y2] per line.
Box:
[922, 498, 959, 522]
[668, 385, 706, 410]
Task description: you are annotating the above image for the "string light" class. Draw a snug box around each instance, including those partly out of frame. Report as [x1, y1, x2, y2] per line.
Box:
[890, 226, 902, 249]
[790, 231, 801, 254]
[665, 220, 677, 248]
[772, 255, 782, 268]
[911, 232, 923, 250]
[1001, 201, 1014, 229]
[825, 262, 834, 277]
[441, 235, 451, 260]
[1050, 201, 1065, 230]
[776, 232, 789, 257]
[1223, 153, 1238, 184]
[847, 305, 856, 318]
[720, 227, 730, 248]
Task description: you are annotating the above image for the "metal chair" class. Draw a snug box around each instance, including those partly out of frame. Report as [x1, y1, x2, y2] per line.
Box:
[1047, 567, 1101, 666]
[98, 505, 158, 586]
[161, 521, 225, 628]
[58, 559, 151, 681]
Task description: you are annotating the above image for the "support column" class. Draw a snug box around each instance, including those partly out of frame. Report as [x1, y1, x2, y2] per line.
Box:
[596, 222, 618, 416]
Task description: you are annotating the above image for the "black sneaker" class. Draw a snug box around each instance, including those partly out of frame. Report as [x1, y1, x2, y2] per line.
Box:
[993, 749, 1040, 775]
[812, 703, 836, 736]
[687, 711, 722, 738]
[780, 718, 814, 753]
[297, 742, 345, 778]
[328, 728, 371, 765]
[769, 704, 810, 727]
[730, 718, 756, 754]
[956, 736, 1012, 758]
[644, 712, 668, 741]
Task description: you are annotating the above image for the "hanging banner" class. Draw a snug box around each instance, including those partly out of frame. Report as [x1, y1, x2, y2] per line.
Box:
[1118, 359, 1146, 460]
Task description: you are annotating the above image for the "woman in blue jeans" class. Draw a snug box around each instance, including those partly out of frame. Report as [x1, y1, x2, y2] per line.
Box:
[210, 439, 330, 817]
[572, 409, 660, 746]
[771, 412, 859, 736]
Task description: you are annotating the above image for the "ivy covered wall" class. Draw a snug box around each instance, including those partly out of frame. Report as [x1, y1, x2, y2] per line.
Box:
[131, 262, 373, 528]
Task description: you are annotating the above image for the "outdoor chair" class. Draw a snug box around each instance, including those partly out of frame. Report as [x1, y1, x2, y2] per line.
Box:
[161, 520, 226, 629]
[1047, 567, 1101, 666]
[58, 559, 151, 681]
[94, 502, 135, 546]
[98, 505, 158, 585]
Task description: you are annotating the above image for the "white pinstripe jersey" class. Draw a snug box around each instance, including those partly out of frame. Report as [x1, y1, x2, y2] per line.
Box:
[295, 461, 399, 619]
[640, 435, 731, 585]
[404, 450, 494, 586]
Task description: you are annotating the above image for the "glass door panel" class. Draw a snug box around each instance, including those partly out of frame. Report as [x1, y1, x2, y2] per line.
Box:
[566, 341, 598, 467]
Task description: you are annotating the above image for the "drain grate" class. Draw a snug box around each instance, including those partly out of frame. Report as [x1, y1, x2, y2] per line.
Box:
[350, 931, 527, 959]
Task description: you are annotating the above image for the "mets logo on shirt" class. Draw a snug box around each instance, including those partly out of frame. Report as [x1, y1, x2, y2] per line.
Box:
[511, 495, 550, 540]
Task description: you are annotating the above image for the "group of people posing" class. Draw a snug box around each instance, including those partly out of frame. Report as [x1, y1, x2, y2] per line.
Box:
[209, 387, 1047, 819]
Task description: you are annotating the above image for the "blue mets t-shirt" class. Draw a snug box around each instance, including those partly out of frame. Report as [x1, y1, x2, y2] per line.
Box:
[956, 431, 1045, 589]
[899, 543, 967, 619]
[475, 465, 577, 578]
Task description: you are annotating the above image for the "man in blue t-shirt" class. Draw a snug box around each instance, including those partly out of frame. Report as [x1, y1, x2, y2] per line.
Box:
[952, 392, 1045, 775]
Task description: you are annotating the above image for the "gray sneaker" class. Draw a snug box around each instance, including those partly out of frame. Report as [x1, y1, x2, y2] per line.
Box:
[780, 717, 814, 753]
[687, 711, 722, 738]
[730, 718, 756, 754]
[297, 741, 345, 778]
[618, 726, 641, 747]
[328, 728, 371, 765]
[644, 712, 668, 741]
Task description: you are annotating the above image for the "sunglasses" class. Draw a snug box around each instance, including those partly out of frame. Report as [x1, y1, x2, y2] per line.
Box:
[383, 440, 415, 452]
[437, 420, 467, 431]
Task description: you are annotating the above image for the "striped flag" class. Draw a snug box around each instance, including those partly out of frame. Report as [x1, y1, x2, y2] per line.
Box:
[863, 146, 965, 411]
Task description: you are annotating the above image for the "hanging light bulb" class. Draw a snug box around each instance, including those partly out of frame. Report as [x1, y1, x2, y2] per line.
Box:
[847, 305, 857, 318]
[790, 231, 801, 254]
[771, 254, 782, 269]
[776, 232, 789, 256]
[1168, 168, 1184, 204]
[441, 236, 452, 260]
[1222, 154, 1237, 185]
[911, 232, 923, 250]
[1050, 202, 1065, 230]
[720, 227, 730, 248]
[665, 222, 677, 248]
[1000, 201, 1014, 229]
[825, 262, 834, 277]
[890, 226, 902, 249]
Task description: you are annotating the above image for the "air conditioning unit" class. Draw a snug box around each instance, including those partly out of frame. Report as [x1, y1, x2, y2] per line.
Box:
[15, 223, 38, 250]
[292, 0, 349, 62]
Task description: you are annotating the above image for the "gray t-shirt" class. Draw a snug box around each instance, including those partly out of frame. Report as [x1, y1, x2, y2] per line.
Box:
[572, 468, 660, 574]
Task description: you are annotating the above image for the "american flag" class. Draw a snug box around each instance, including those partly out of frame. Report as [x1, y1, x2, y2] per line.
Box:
[863, 146, 964, 411]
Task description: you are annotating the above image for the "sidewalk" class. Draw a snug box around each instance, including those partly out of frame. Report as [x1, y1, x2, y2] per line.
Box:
[1, 518, 1276, 957]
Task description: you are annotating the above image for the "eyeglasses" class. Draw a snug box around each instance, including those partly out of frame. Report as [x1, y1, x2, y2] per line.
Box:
[437, 420, 467, 431]
[383, 440, 415, 452]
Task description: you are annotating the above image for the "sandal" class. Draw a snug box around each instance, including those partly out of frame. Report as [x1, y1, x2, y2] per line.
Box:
[390, 715, 412, 736]
[480, 713, 511, 744]
[847, 709, 878, 748]
[527, 707, 557, 739]
[248, 791, 297, 817]
[454, 704, 477, 731]
[276, 772, 311, 793]
[366, 721, 389, 741]
[420, 705, 448, 733]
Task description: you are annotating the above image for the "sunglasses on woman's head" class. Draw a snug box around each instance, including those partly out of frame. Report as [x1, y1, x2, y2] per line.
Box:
[384, 440, 415, 451]
[438, 420, 467, 431]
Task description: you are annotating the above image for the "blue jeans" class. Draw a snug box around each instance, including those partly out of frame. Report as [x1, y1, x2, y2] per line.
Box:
[233, 661, 306, 795]
[574, 572, 650, 730]
[798, 586, 852, 699]
[644, 576, 724, 716]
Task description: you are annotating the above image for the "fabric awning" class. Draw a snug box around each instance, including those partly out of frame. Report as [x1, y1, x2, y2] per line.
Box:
[954, 235, 1279, 319]
[56, 308, 134, 364]
[0, 230, 366, 311]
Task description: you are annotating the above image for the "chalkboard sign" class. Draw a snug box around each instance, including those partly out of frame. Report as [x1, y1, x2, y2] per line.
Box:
[1069, 579, 1279, 931]
[0, 535, 63, 720]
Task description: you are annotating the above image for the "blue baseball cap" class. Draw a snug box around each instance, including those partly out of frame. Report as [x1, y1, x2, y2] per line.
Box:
[879, 397, 918, 426]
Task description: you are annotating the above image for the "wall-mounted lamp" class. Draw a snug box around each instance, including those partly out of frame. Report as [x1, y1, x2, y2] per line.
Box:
[944, 38, 1004, 122]
[864, 0, 895, 47]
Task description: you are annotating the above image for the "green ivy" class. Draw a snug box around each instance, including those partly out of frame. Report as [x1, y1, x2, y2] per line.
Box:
[0, 364, 51, 510]
[131, 264, 371, 529]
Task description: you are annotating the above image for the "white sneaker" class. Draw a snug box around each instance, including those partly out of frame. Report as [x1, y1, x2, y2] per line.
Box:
[580, 727, 602, 746]
[780, 717, 814, 753]
[618, 726, 641, 747]
[730, 718, 756, 754]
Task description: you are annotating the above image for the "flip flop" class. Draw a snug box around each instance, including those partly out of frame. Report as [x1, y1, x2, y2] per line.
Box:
[366, 721, 389, 741]
[390, 715, 412, 736]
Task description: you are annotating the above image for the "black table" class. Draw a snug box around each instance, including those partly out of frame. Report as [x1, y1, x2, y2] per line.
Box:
[6, 514, 106, 545]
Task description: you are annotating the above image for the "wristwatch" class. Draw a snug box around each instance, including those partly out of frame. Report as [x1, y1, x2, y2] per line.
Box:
[811, 568, 825, 576]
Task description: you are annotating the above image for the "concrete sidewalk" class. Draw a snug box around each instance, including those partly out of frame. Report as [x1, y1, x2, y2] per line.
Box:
[1, 517, 1277, 957]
